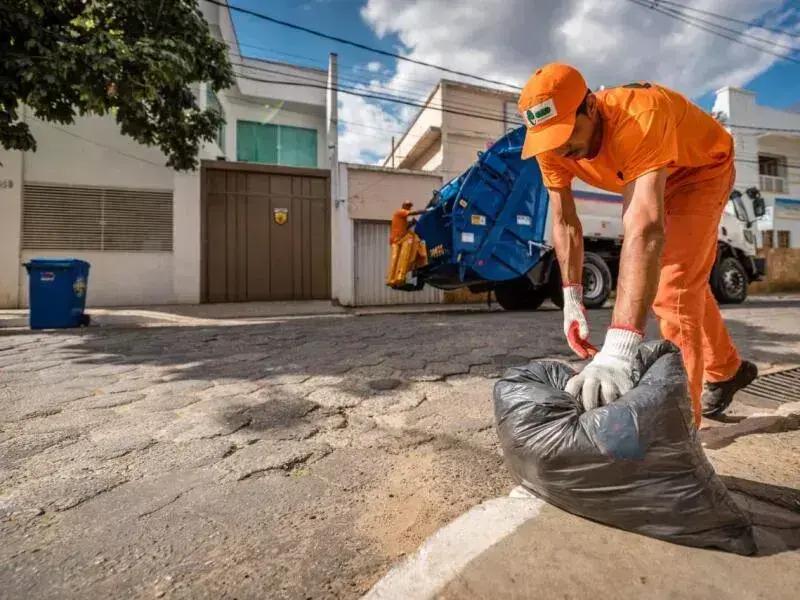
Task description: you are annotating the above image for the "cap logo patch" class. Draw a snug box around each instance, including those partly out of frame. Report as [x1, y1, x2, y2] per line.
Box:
[524, 98, 557, 127]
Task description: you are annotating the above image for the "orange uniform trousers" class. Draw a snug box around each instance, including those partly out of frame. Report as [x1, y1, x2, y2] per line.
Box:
[386, 231, 427, 287]
[652, 162, 741, 427]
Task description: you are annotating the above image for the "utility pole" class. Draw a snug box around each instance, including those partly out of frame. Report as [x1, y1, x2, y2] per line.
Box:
[327, 52, 339, 201]
[391, 136, 395, 168]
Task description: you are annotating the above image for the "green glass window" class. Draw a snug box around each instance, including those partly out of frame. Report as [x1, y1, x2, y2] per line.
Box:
[236, 121, 317, 167]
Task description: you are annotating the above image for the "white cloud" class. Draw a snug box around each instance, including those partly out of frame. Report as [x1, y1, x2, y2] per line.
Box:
[338, 93, 406, 164]
[337, 0, 796, 164]
[366, 61, 383, 73]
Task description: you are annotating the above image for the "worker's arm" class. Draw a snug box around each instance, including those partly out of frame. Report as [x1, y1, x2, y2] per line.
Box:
[565, 169, 667, 410]
[548, 188, 583, 285]
[614, 169, 667, 331]
[549, 188, 596, 358]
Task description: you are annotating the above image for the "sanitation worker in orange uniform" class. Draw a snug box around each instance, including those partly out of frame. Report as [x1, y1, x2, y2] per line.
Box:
[518, 63, 756, 426]
[387, 201, 427, 287]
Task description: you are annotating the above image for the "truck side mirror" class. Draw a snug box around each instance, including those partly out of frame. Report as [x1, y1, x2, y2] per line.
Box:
[745, 187, 766, 218]
[729, 189, 748, 222]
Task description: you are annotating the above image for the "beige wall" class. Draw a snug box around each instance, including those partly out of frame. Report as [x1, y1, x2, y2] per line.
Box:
[406, 139, 443, 172]
[388, 86, 443, 167]
[442, 84, 509, 142]
[385, 81, 518, 176]
[441, 133, 491, 179]
[749, 248, 800, 294]
[346, 165, 442, 221]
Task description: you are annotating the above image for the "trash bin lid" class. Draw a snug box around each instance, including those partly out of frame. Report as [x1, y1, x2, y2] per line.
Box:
[24, 258, 90, 270]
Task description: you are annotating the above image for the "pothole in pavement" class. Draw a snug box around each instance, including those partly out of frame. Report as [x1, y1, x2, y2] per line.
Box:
[368, 378, 402, 392]
[243, 398, 320, 430]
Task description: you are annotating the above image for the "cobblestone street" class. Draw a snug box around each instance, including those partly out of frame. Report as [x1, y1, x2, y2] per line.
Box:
[2, 298, 800, 599]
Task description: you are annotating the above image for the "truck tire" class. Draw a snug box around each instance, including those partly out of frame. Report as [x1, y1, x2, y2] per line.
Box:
[549, 252, 612, 309]
[582, 252, 613, 308]
[711, 256, 748, 304]
[495, 278, 547, 311]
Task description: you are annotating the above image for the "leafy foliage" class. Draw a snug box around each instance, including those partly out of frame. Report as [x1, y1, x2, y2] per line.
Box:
[0, 0, 234, 170]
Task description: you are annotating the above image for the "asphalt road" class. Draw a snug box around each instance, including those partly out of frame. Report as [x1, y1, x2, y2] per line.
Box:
[2, 298, 799, 599]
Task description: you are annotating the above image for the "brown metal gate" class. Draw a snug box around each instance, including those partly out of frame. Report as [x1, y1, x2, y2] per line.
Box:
[201, 161, 331, 302]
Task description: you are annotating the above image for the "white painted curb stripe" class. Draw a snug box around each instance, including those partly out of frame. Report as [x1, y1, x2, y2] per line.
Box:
[363, 496, 544, 600]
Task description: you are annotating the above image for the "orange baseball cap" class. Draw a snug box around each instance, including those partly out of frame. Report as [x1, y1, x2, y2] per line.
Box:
[518, 63, 588, 159]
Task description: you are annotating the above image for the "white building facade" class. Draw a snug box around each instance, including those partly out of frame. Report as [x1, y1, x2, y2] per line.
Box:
[0, 1, 335, 308]
[713, 87, 800, 248]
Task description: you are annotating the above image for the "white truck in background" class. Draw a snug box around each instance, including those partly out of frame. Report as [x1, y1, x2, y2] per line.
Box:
[536, 182, 767, 310]
[407, 126, 766, 312]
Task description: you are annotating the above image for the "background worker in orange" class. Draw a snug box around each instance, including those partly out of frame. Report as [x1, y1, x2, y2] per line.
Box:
[390, 201, 424, 244]
[387, 201, 427, 287]
[518, 63, 757, 426]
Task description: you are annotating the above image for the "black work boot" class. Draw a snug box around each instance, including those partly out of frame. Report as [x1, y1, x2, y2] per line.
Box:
[701, 360, 758, 418]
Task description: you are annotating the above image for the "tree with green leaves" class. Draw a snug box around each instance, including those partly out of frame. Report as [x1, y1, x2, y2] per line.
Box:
[0, 0, 234, 170]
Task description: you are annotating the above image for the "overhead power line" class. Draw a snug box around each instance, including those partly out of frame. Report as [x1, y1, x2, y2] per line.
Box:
[232, 55, 800, 135]
[232, 69, 513, 125]
[641, 2, 799, 53]
[232, 64, 800, 136]
[228, 39, 467, 97]
[232, 70, 800, 169]
[230, 61, 515, 123]
[626, 0, 800, 64]
[207, 0, 521, 90]
[656, 0, 800, 38]
[229, 54, 515, 120]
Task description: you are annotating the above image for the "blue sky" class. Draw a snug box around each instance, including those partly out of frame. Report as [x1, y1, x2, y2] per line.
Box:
[228, 0, 800, 162]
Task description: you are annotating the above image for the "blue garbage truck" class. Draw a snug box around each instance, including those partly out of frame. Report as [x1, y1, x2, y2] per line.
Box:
[404, 126, 765, 310]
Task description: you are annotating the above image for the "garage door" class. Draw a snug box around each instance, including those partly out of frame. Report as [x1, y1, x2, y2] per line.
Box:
[202, 162, 330, 302]
[354, 221, 443, 305]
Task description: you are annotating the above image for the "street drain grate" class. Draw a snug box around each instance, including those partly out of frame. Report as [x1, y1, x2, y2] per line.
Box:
[739, 366, 800, 404]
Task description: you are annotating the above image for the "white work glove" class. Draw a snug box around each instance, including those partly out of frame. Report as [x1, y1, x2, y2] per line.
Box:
[565, 328, 643, 412]
[562, 285, 598, 359]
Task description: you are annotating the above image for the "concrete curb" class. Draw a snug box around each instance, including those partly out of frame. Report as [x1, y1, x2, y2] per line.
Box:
[363, 495, 544, 600]
[351, 305, 502, 317]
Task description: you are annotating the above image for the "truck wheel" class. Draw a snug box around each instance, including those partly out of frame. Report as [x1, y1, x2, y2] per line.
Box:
[495, 278, 546, 311]
[582, 253, 613, 309]
[547, 252, 612, 309]
[711, 256, 747, 304]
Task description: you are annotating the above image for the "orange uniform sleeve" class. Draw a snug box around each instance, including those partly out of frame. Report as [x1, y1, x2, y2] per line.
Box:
[536, 152, 574, 189]
[613, 109, 678, 185]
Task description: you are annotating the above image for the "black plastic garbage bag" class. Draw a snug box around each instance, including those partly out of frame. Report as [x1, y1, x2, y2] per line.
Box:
[494, 340, 756, 555]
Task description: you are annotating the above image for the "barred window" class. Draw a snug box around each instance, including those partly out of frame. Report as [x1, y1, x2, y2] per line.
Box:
[22, 183, 173, 252]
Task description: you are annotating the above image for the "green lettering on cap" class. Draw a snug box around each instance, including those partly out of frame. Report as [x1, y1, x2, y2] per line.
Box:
[534, 106, 551, 119]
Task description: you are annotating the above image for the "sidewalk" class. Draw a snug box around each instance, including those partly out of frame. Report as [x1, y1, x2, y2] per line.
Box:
[0, 301, 509, 330]
[0, 301, 348, 329]
[3, 294, 797, 330]
[365, 403, 800, 600]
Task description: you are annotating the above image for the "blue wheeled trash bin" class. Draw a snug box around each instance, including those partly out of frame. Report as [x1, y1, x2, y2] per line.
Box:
[24, 259, 91, 329]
